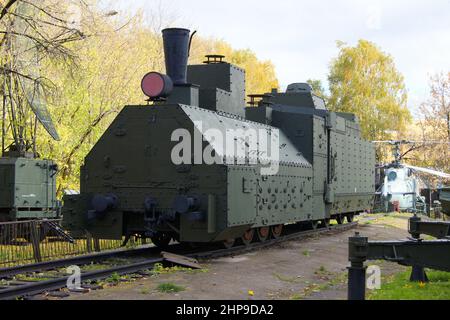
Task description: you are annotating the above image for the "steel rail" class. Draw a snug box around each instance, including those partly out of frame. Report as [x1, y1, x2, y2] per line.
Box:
[0, 244, 164, 279]
[192, 222, 358, 260]
[0, 257, 164, 300]
[0, 222, 358, 300]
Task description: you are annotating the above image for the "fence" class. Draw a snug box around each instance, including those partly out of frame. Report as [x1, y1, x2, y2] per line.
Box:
[0, 219, 140, 268]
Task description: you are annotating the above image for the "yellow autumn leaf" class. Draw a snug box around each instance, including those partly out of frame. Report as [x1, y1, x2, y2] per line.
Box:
[328, 40, 412, 151]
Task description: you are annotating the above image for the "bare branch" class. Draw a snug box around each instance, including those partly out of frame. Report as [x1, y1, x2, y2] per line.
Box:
[0, 65, 37, 82]
[0, 0, 18, 21]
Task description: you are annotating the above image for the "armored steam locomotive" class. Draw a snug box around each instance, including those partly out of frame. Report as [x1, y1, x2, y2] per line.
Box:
[62, 28, 375, 247]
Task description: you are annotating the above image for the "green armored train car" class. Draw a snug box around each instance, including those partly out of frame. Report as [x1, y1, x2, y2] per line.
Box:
[0, 153, 60, 244]
[0, 154, 59, 221]
[62, 28, 375, 247]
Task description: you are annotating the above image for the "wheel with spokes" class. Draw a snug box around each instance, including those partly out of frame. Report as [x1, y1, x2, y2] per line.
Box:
[223, 238, 235, 249]
[257, 227, 270, 242]
[241, 229, 254, 246]
[271, 225, 283, 239]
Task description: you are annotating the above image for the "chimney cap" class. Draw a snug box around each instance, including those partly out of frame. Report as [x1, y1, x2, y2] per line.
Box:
[203, 54, 226, 64]
[162, 27, 190, 33]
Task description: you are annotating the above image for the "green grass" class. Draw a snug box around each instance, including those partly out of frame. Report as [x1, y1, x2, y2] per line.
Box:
[151, 263, 208, 276]
[0, 238, 127, 268]
[369, 270, 450, 300]
[140, 288, 150, 294]
[81, 263, 111, 272]
[106, 272, 121, 284]
[314, 265, 330, 276]
[290, 271, 348, 300]
[15, 273, 54, 282]
[156, 282, 185, 293]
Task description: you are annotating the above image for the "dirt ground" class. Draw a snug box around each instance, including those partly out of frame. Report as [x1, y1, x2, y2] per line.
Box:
[64, 214, 410, 300]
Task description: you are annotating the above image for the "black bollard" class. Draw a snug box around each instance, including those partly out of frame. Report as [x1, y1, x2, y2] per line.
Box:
[408, 215, 429, 283]
[348, 233, 369, 300]
[348, 263, 367, 300]
[410, 266, 429, 283]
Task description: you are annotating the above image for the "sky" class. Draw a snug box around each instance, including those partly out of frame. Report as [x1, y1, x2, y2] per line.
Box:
[104, 0, 450, 117]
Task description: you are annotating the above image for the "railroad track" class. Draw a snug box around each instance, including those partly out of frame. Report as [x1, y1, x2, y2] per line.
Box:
[191, 221, 358, 260]
[0, 221, 358, 300]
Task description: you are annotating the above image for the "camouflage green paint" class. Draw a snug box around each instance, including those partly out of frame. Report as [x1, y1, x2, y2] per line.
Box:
[0, 157, 59, 220]
[62, 55, 375, 244]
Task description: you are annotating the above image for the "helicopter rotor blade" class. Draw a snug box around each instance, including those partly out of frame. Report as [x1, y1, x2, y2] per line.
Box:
[373, 140, 450, 145]
[404, 164, 450, 179]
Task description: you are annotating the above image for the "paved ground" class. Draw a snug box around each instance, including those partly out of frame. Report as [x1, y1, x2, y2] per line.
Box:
[65, 214, 410, 300]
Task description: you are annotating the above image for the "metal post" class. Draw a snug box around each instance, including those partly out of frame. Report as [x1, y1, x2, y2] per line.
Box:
[30, 221, 42, 263]
[348, 263, 367, 300]
[410, 266, 429, 282]
[94, 238, 101, 252]
[408, 215, 429, 282]
[429, 188, 432, 217]
[86, 232, 93, 253]
[348, 233, 369, 300]
[2, 64, 6, 156]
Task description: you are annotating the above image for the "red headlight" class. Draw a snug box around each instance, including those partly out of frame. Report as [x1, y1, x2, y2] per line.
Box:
[141, 72, 173, 98]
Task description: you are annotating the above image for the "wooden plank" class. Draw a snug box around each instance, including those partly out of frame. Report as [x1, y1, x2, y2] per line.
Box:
[161, 252, 202, 269]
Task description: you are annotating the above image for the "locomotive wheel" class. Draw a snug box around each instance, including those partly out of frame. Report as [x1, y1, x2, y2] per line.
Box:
[336, 215, 344, 225]
[257, 227, 270, 242]
[151, 233, 172, 249]
[271, 225, 283, 239]
[241, 229, 254, 246]
[223, 238, 235, 249]
[346, 214, 355, 223]
[311, 221, 319, 230]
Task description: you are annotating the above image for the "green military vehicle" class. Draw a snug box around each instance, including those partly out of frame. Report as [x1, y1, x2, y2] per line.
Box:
[0, 151, 61, 243]
[0, 152, 59, 221]
[62, 28, 375, 248]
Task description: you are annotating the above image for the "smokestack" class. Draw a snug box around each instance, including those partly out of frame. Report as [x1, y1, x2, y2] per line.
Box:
[162, 28, 191, 85]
